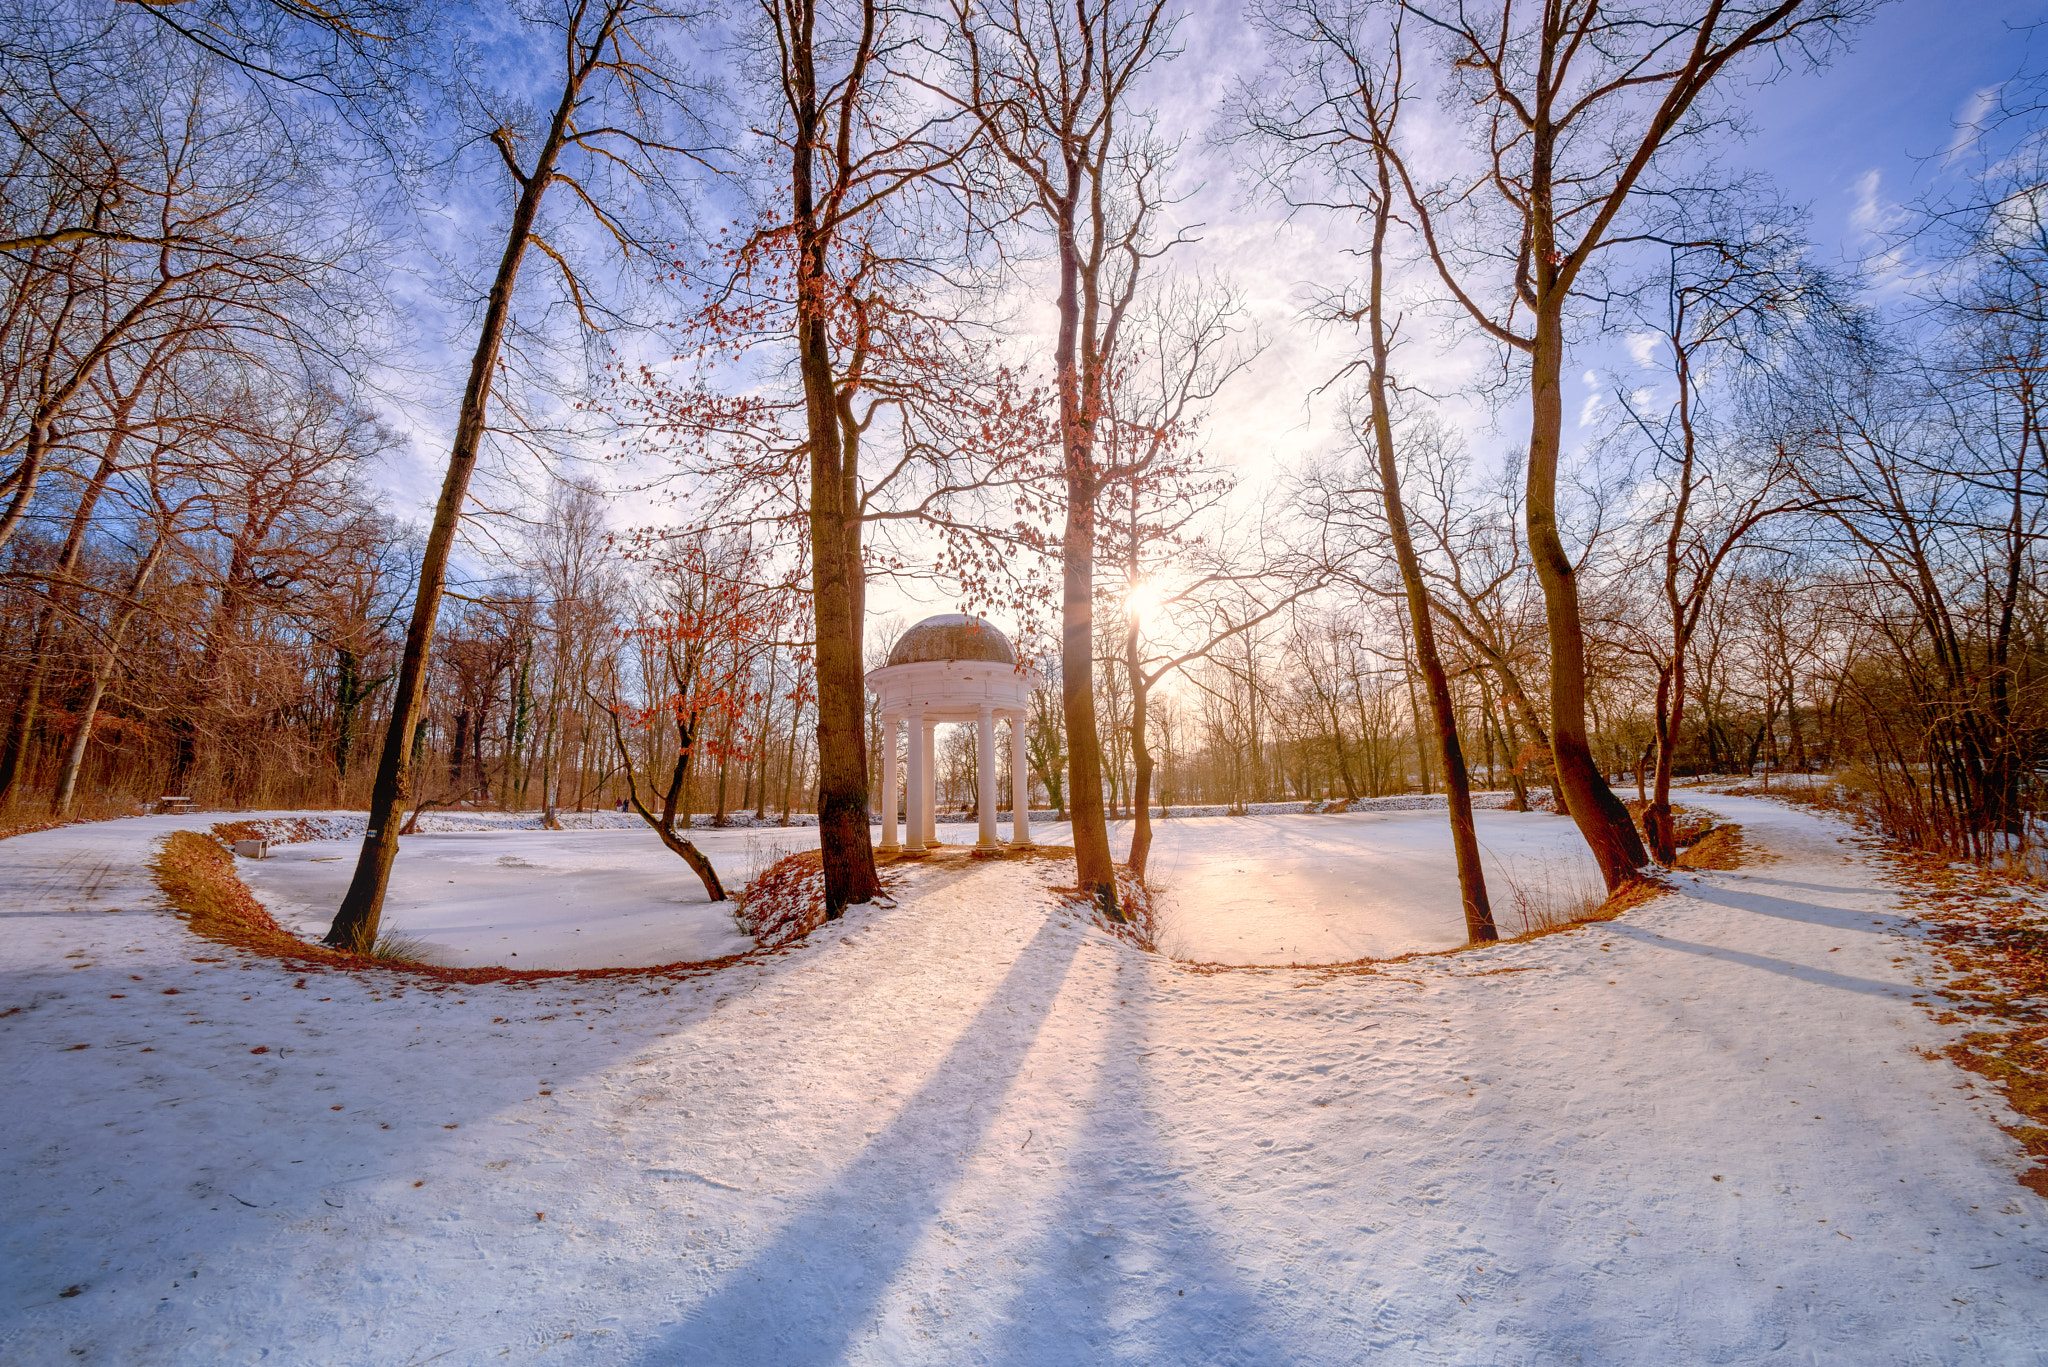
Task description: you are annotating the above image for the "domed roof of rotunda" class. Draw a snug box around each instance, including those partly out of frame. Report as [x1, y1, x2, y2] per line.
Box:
[885, 614, 1016, 667]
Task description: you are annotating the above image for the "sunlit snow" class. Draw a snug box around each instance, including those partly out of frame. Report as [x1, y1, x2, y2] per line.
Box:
[238, 810, 1599, 968]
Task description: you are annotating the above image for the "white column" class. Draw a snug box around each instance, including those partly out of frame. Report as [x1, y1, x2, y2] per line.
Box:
[921, 717, 937, 844]
[976, 704, 999, 847]
[878, 714, 900, 851]
[1010, 711, 1032, 847]
[905, 703, 926, 851]
[921, 716, 939, 846]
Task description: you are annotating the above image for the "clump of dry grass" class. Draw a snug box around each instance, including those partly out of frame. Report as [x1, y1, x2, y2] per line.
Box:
[1497, 856, 1609, 937]
[368, 933, 441, 964]
[743, 836, 798, 888]
[1676, 823, 1748, 870]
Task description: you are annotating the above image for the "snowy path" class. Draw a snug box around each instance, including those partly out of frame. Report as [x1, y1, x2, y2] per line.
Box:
[2, 798, 2043, 1364]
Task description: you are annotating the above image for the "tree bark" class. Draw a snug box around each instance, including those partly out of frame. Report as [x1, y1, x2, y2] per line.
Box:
[1060, 467, 1117, 914]
[788, 1, 883, 917]
[1125, 617, 1156, 880]
[1053, 189, 1119, 916]
[1526, 313, 1649, 889]
[1360, 149, 1495, 943]
[325, 46, 592, 953]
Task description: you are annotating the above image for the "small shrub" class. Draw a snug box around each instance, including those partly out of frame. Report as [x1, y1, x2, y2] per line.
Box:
[737, 850, 828, 947]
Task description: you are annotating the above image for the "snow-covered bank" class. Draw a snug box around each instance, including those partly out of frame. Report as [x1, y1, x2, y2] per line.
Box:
[239, 828, 800, 969]
[2, 796, 2043, 1365]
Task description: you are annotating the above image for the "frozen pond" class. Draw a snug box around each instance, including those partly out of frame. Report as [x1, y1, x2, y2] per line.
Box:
[242, 808, 1601, 969]
[1033, 808, 1604, 963]
[241, 826, 817, 970]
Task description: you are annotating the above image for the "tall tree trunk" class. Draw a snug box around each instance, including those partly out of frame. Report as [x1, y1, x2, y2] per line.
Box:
[1525, 313, 1648, 890]
[789, 3, 881, 916]
[1646, 658, 1685, 864]
[1053, 189, 1118, 916]
[1125, 619, 1157, 880]
[1061, 489, 1117, 914]
[1361, 155, 1495, 943]
[325, 53, 590, 952]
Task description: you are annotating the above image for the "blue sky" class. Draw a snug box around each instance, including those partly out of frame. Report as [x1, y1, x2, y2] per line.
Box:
[378, 0, 2045, 618]
[1176, 0, 2047, 469]
[1743, 0, 2039, 265]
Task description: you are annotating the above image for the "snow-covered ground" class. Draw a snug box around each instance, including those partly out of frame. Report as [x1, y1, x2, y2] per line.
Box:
[239, 827, 805, 969]
[3, 795, 2044, 1364]
[1029, 808, 1601, 963]
[233, 806, 1597, 968]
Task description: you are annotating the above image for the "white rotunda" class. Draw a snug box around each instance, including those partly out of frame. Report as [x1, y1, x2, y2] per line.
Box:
[866, 614, 1043, 852]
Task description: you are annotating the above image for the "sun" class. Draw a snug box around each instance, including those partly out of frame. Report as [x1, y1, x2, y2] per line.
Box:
[1125, 579, 1166, 629]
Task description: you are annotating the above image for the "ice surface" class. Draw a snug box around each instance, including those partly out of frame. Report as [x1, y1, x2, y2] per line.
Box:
[1024, 808, 1602, 963]
[240, 827, 805, 968]
[238, 809, 1599, 969]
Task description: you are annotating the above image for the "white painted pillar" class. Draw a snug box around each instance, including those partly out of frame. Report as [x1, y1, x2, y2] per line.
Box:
[976, 704, 999, 848]
[921, 716, 939, 846]
[905, 703, 926, 851]
[878, 714, 900, 851]
[1010, 711, 1032, 846]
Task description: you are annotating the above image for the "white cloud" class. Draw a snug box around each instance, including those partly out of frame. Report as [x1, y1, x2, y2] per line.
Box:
[1849, 169, 1899, 237]
[1577, 370, 1605, 428]
[1943, 84, 2003, 166]
[1625, 332, 1664, 370]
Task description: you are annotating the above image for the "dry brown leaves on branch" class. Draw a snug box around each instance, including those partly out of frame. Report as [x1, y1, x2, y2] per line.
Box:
[737, 850, 830, 948]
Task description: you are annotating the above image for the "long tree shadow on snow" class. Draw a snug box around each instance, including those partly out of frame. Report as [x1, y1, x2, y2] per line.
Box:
[631, 908, 1085, 1365]
[1675, 875, 1915, 936]
[1607, 924, 1927, 999]
[978, 956, 1304, 1367]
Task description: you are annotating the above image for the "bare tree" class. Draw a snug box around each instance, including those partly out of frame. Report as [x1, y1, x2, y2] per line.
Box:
[1602, 199, 1823, 860]
[1370, 0, 1869, 889]
[948, 0, 1187, 917]
[1242, 0, 1495, 938]
[597, 535, 792, 900]
[328, 0, 715, 952]
[0, 31, 356, 560]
